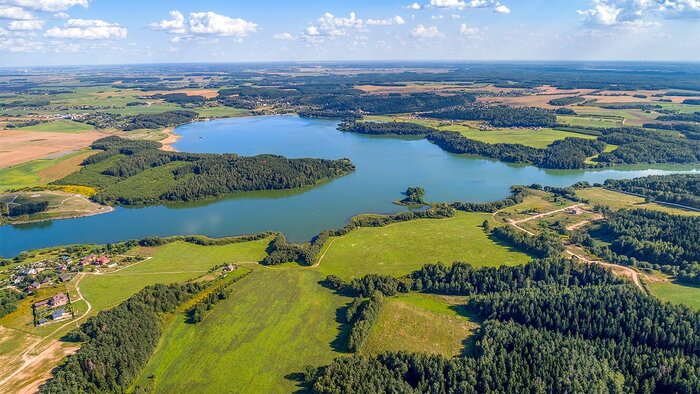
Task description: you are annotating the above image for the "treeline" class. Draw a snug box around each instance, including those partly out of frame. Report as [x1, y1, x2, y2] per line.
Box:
[305, 92, 475, 115]
[0, 289, 24, 318]
[122, 110, 198, 131]
[189, 272, 249, 323]
[491, 226, 565, 258]
[8, 201, 49, 217]
[604, 174, 700, 209]
[338, 120, 433, 136]
[424, 105, 558, 128]
[41, 283, 206, 393]
[449, 186, 529, 212]
[149, 93, 206, 105]
[262, 205, 455, 266]
[548, 96, 585, 106]
[586, 208, 700, 283]
[642, 122, 700, 140]
[657, 111, 700, 123]
[597, 127, 700, 165]
[56, 137, 355, 206]
[346, 292, 385, 352]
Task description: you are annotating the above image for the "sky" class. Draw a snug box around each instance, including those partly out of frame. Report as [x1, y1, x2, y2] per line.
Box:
[0, 0, 699, 66]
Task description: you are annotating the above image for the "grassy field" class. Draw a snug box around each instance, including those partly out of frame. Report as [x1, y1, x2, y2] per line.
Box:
[361, 293, 478, 357]
[317, 211, 531, 279]
[0, 190, 107, 224]
[15, 120, 95, 133]
[648, 281, 700, 310]
[0, 150, 95, 192]
[443, 126, 595, 148]
[557, 115, 623, 128]
[80, 239, 270, 311]
[576, 187, 700, 216]
[134, 266, 350, 393]
[196, 106, 249, 118]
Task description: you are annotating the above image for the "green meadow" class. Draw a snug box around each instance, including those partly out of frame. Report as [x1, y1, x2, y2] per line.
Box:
[15, 119, 95, 133]
[317, 211, 531, 279]
[134, 267, 350, 393]
[0, 150, 95, 192]
[648, 281, 700, 310]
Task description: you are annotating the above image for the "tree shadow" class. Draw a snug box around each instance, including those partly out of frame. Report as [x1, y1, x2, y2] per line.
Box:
[448, 304, 484, 358]
[329, 303, 352, 353]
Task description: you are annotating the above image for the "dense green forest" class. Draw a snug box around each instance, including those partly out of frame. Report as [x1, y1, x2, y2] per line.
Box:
[424, 105, 558, 127]
[7, 201, 49, 217]
[306, 259, 700, 393]
[40, 283, 207, 393]
[122, 110, 198, 131]
[54, 136, 355, 205]
[0, 289, 24, 318]
[580, 208, 700, 284]
[604, 174, 700, 209]
[548, 96, 585, 106]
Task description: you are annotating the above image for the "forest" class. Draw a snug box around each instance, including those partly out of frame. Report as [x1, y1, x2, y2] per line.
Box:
[7, 200, 49, 217]
[55, 137, 355, 205]
[306, 259, 700, 393]
[603, 174, 700, 209]
[0, 289, 24, 318]
[424, 105, 558, 128]
[582, 208, 700, 284]
[547, 96, 585, 106]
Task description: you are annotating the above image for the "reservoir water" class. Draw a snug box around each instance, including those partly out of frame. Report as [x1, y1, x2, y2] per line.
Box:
[2, 115, 697, 257]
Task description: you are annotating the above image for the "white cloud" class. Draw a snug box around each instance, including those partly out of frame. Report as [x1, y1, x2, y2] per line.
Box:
[451, 14, 462, 19]
[2, 0, 88, 12]
[0, 5, 33, 19]
[0, 37, 44, 51]
[578, 0, 700, 27]
[407, 2, 422, 9]
[459, 23, 482, 37]
[410, 24, 442, 38]
[44, 19, 127, 39]
[494, 5, 511, 14]
[367, 15, 406, 25]
[188, 11, 258, 38]
[428, 0, 495, 10]
[272, 32, 295, 40]
[7, 19, 43, 30]
[149, 10, 186, 34]
[661, 0, 700, 17]
[53, 12, 69, 19]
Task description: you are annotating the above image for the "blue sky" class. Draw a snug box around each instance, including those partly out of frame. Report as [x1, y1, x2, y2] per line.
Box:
[0, 0, 699, 66]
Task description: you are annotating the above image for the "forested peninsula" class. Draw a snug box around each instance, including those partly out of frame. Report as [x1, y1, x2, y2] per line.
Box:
[54, 136, 355, 206]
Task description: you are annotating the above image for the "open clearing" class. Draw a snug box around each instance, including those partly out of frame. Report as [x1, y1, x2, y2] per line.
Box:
[80, 239, 270, 311]
[134, 267, 349, 393]
[0, 129, 104, 169]
[648, 281, 700, 310]
[575, 187, 700, 216]
[557, 115, 624, 128]
[362, 293, 478, 357]
[440, 124, 595, 148]
[0, 190, 109, 224]
[317, 211, 531, 279]
[0, 150, 95, 192]
[13, 120, 95, 133]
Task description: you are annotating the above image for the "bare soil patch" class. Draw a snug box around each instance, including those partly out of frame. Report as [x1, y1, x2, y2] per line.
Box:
[0, 130, 105, 168]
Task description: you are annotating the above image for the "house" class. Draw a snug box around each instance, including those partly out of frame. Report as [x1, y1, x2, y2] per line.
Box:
[224, 264, 238, 272]
[80, 254, 96, 266]
[95, 256, 111, 266]
[51, 309, 67, 320]
[58, 264, 68, 271]
[33, 299, 50, 309]
[51, 293, 69, 308]
[58, 274, 72, 282]
[40, 277, 51, 285]
[27, 281, 41, 291]
[37, 318, 48, 326]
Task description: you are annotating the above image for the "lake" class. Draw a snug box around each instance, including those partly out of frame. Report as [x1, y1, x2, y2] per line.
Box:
[1, 115, 697, 257]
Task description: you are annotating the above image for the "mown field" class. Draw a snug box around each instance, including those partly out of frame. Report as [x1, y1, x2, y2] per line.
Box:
[317, 211, 531, 279]
[0, 150, 95, 192]
[442, 125, 595, 148]
[134, 267, 350, 393]
[648, 281, 700, 310]
[576, 187, 700, 216]
[557, 114, 623, 128]
[361, 293, 478, 357]
[14, 119, 95, 133]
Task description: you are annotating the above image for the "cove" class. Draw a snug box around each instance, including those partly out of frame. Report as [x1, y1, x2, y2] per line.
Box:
[1, 115, 698, 258]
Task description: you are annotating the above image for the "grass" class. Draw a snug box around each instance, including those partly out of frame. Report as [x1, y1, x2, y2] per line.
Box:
[443, 125, 595, 148]
[317, 211, 531, 279]
[134, 266, 350, 393]
[0, 190, 106, 224]
[15, 120, 95, 133]
[557, 115, 623, 128]
[0, 150, 95, 192]
[648, 281, 700, 310]
[80, 239, 270, 312]
[576, 187, 700, 216]
[361, 293, 478, 357]
[196, 106, 249, 118]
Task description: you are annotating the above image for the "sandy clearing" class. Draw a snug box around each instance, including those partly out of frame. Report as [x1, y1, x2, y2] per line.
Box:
[0, 130, 104, 168]
[159, 127, 180, 152]
[149, 89, 220, 99]
[0, 340, 80, 394]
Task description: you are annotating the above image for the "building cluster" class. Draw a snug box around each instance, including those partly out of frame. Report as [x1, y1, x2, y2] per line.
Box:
[5, 253, 114, 293]
[34, 292, 72, 326]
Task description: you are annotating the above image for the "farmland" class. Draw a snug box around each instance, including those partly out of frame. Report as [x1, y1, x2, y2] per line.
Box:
[575, 187, 700, 216]
[441, 124, 595, 148]
[0, 150, 96, 192]
[317, 211, 531, 279]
